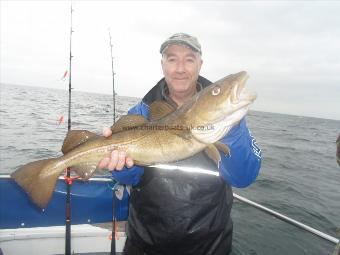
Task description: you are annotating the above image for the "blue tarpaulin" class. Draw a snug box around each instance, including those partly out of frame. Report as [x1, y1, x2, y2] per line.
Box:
[0, 176, 129, 228]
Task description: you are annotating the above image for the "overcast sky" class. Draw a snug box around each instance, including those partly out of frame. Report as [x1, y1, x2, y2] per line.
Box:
[1, 1, 340, 120]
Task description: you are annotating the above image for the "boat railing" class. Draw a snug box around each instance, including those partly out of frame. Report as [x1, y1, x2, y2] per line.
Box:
[233, 193, 339, 245]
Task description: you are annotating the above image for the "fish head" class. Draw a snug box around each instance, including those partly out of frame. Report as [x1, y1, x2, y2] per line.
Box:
[188, 71, 257, 143]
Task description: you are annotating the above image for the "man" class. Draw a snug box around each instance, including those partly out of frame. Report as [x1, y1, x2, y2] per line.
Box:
[98, 33, 262, 255]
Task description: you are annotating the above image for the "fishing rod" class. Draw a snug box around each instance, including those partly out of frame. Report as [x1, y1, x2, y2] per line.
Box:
[65, 3, 74, 255]
[108, 30, 116, 124]
[108, 29, 117, 255]
[67, 7, 74, 132]
[233, 193, 339, 245]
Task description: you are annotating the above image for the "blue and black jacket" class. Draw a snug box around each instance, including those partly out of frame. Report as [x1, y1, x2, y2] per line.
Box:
[112, 76, 261, 255]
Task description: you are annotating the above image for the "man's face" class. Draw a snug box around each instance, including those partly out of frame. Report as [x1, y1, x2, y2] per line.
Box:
[161, 44, 203, 95]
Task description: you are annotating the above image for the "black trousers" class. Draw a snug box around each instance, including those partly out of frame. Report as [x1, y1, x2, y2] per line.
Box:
[123, 237, 232, 255]
[123, 238, 145, 255]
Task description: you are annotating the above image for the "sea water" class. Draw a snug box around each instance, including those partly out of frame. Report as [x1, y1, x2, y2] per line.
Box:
[0, 83, 339, 254]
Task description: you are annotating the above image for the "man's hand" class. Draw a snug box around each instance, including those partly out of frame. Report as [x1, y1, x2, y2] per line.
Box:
[97, 127, 134, 171]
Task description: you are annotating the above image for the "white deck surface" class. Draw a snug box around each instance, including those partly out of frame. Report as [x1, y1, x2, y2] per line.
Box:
[0, 224, 126, 255]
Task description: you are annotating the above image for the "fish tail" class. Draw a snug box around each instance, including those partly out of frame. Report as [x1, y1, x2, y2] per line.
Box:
[11, 158, 64, 208]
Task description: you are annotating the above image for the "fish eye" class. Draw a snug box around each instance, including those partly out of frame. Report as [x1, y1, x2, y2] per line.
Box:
[211, 86, 221, 96]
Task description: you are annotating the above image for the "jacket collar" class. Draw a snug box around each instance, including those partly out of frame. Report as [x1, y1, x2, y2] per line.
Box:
[142, 75, 212, 107]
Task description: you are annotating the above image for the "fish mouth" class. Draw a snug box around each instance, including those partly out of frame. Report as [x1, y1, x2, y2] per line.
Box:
[200, 96, 253, 143]
[235, 72, 249, 98]
[230, 72, 256, 104]
[209, 72, 256, 126]
[238, 87, 257, 103]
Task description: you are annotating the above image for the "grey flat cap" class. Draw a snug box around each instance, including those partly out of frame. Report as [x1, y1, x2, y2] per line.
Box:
[160, 33, 202, 54]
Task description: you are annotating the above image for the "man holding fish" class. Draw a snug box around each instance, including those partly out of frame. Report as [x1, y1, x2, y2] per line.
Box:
[12, 32, 261, 254]
[99, 33, 262, 255]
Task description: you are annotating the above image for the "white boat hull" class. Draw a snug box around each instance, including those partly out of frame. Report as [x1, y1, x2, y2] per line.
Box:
[0, 224, 126, 255]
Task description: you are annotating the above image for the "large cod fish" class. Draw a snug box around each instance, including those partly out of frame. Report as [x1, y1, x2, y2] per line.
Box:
[11, 71, 256, 208]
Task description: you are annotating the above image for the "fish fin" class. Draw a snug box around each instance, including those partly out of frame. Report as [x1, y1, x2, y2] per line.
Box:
[149, 101, 176, 121]
[204, 144, 221, 168]
[111, 115, 148, 133]
[70, 162, 98, 180]
[11, 158, 63, 208]
[214, 141, 230, 156]
[62, 130, 99, 154]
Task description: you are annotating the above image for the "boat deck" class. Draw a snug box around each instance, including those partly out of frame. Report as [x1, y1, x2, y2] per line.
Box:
[0, 222, 127, 255]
